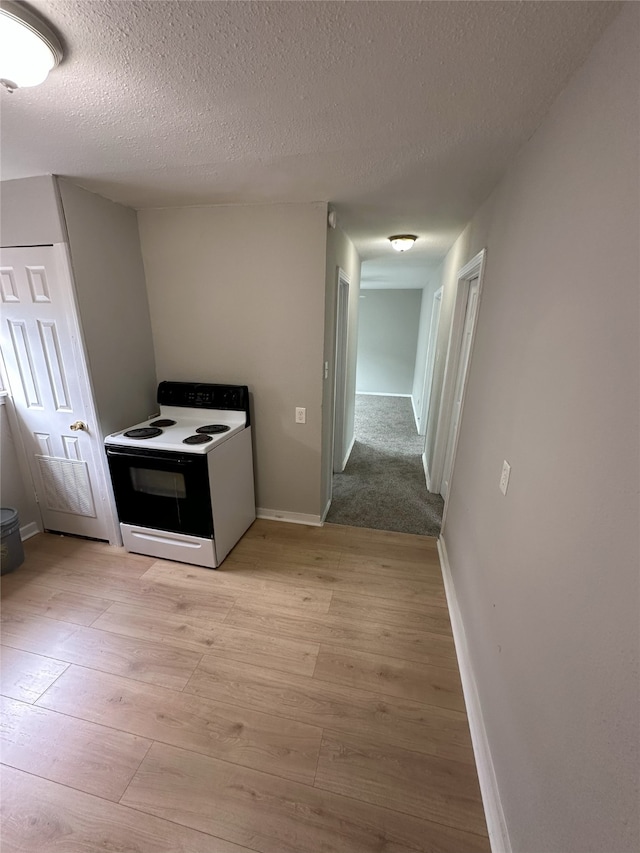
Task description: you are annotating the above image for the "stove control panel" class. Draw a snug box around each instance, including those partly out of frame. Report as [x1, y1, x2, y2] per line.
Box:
[157, 382, 250, 420]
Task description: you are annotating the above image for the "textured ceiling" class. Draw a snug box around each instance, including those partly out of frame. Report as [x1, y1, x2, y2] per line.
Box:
[1, 0, 618, 274]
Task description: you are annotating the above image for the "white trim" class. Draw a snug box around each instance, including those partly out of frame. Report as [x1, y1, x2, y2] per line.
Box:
[20, 521, 41, 541]
[431, 249, 487, 518]
[321, 499, 332, 523]
[57, 242, 122, 546]
[256, 508, 323, 527]
[439, 276, 480, 502]
[418, 286, 443, 436]
[332, 269, 350, 473]
[341, 434, 355, 471]
[411, 394, 420, 430]
[437, 536, 511, 853]
[422, 450, 431, 490]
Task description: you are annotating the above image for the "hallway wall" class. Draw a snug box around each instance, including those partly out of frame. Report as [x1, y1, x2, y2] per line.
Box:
[321, 225, 361, 514]
[441, 6, 639, 852]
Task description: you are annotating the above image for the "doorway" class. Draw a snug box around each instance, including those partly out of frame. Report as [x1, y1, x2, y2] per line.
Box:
[426, 249, 487, 515]
[440, 276, 479, 499]
[326, 392, 444, 535]
[327, 278, 445, 535]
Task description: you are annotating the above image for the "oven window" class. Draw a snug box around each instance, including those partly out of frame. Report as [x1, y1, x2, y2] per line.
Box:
[130, 467, 187, 499]
[107, 449, 214, 537]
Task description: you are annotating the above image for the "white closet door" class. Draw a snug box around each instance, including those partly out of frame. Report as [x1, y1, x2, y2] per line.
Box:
[1, 244, 114, 540]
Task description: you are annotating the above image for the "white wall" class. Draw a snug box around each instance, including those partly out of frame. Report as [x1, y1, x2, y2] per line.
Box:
[441, 6, 639, 852]
[137, 203, 328, 519]
[321, 225, 361, 513]
[0, 176, 67, 247]
[356, 289, 422, 394]
[57, 179, 157, 436]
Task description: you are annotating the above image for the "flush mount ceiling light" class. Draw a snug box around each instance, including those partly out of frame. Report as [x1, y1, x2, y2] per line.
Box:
[388, 234, 417, 252]
[0, 0, 63, 92]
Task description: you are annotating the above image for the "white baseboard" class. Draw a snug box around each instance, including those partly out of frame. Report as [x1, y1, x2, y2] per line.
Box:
[437, 536, 511, 853]
[20, 521, 41, 541]
[256, 508, 323, 527]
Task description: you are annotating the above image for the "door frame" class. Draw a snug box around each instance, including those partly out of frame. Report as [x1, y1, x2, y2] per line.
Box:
[418, 286, 443, 436]
[58, 241, 122, 544]
[430, 249, 487, 516]
[332, 268, 350, 473]
[440, 275, 480, 500]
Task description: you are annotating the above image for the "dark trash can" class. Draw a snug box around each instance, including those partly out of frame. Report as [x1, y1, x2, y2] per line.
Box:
[1, 507, 24, 575]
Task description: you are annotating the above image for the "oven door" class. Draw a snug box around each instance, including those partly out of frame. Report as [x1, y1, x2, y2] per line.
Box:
[106, 447, 214, 538]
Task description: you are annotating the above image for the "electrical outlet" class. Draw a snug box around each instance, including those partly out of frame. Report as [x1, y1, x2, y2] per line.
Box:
[295, 407, 306, 424]
[499, 460, 511, 495]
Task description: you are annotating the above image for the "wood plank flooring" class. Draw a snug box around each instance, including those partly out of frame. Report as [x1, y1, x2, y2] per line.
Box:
[0, 519, 489, 853]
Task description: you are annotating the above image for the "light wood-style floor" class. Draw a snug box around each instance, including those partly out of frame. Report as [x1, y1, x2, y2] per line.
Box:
[0, 519, 489, 853]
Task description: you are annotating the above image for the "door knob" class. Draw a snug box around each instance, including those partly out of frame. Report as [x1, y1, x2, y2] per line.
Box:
[69, 420, 88, 431]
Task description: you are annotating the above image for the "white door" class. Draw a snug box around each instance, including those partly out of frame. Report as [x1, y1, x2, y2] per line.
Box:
[418, 287, 443, 436]
[440, 277, 480, 499]
[0, 245, 114, 541]
[333, 270, 350, 473]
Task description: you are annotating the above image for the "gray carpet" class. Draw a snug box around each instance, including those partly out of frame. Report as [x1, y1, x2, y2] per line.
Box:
[326, 394, 444, 536]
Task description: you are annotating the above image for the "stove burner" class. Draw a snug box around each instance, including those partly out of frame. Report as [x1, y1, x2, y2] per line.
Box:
[183, 434, 214, 445]
[196, 424, 231, 434]
[124, 427, 163, 440]
[149, 418, 176, 427]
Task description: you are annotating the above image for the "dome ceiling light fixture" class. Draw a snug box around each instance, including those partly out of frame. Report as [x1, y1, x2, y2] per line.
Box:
[388, 234, 417, 253]
[0, 0, 63, 93]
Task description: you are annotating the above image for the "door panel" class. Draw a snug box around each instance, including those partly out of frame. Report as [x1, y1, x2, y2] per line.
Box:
[0, 245, 112, 540]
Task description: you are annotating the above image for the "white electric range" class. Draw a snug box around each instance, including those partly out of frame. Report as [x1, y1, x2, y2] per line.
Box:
[105, 381, 255, 568]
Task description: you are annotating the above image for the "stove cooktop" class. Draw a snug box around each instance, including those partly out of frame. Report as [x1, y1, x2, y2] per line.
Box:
[105, 381, 251, 454]
[105, 406, 247, 454]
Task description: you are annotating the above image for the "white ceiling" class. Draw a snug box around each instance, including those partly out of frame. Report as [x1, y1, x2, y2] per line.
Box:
[1, 0, 618, 280]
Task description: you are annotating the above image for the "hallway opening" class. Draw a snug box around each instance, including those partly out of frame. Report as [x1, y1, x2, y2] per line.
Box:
[326, 394, 443, 535]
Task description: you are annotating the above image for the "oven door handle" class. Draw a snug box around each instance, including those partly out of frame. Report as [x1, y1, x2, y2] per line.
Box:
[106, 449, 198, 466]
